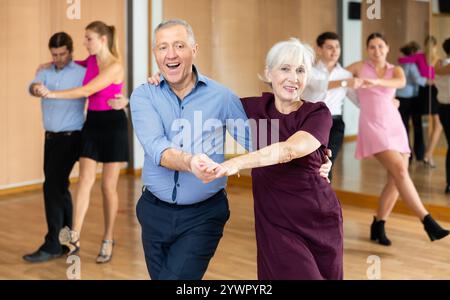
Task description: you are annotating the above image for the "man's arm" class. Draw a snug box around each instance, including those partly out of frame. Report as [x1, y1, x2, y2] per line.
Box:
[160, 149, 192, 172]
[302, 72, 328, 101]
[409, 64, 427, 87]
[130, 84, 219, 182]
[29, 70, 46, 98]
[225, 92, 252, 152]
[130, 84, 182, 168]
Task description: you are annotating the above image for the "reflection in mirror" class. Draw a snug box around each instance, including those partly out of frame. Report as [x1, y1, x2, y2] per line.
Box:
[432, 0, 450, 200]
[337, 0, 450, 210]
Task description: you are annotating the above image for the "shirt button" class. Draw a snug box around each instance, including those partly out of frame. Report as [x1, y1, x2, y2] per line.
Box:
[177, 184, 180, 187]
[181, 106, 184, 110]
[180, 144, 183, 147]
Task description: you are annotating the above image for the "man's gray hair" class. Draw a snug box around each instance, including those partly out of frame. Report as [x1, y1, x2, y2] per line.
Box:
[261, 38, 315, 84]
[152, 19, 196, 48]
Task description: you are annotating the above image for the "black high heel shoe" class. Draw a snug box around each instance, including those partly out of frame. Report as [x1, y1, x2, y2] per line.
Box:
[422, 214, 449, 241]
[370, 216, 392, 246]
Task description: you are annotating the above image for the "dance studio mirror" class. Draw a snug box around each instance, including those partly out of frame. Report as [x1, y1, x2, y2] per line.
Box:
[332, 0, 450, 210]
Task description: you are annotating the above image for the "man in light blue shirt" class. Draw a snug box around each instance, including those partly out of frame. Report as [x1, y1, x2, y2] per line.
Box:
[131, 19, 250, 280]
[23, 32, 86, 263]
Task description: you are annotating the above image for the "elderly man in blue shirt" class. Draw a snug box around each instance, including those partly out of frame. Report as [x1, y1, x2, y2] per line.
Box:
[24, 32, 86, 263]
[131, 19, 330, 280]
[131, 19, 250, 280]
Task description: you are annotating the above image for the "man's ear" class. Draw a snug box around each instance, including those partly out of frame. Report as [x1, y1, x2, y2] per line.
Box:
[192, 44, 199, 58]
[316, 46, 323, 58]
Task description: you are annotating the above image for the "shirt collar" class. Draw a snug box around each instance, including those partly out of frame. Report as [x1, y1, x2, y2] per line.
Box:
[52, 60, 76, 72]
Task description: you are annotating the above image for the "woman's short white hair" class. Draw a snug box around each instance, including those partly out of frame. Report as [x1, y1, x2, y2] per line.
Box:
[262, 38, 315, 84]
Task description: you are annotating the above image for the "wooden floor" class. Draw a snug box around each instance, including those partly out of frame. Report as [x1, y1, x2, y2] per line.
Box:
[332, 141, 450, 208]
[1, 175, 450, 279]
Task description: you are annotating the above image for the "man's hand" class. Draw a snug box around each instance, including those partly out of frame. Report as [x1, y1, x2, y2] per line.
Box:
[361, 78, 382, 89]
[30, 82, 45, 97]
[202, 159, 240, 181]
[319, 149, 332, 183]
[348, 78, 364, 89]
[148, 72, 161, 86]
[190, 154, 221, 184]
[108, 94, 129, 110]
[34, 84, 51, 98]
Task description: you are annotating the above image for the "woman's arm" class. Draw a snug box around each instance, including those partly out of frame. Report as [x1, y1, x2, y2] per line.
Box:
[75, 57, 89, 67]
[46, 63, 123, 99]
[345, 61, 363, 77]
[363, 66, 406, 89]
[211, 130, 321, 176]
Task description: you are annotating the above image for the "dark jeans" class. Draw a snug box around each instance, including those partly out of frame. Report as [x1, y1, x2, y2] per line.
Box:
[328, 116, 345, 181]
[398, 97, 425, 160]
[136, 188, 230, 280]
[39, 131, 80, 254]
[439, 104, 450, 185]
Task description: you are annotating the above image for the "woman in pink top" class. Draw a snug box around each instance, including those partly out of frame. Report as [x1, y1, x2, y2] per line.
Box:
[347, 33, 448, 246]
[38, 21, 128, 263]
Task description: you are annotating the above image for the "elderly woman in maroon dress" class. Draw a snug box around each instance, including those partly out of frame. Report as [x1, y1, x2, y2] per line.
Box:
[208, 38, 343, 280]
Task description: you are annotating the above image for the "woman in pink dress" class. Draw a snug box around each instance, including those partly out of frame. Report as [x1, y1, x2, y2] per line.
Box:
[346, 33, 448, 246]
[37, 21, 128, 263]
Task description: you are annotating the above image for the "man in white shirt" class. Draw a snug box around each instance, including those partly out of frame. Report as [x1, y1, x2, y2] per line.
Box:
[435, 38, 450, 193]
[302, 32, 362, 180]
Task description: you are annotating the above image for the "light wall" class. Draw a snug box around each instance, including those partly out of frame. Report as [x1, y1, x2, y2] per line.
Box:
[431, 14, 450, 59]
[162, 0, 338, 98]
[361, 0, 429, 63]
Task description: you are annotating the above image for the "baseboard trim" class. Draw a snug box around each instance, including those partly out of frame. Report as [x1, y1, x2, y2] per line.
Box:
[344, 135, 358, 143]
[0, 168, 130, 197]
[227, 175, 450, 222]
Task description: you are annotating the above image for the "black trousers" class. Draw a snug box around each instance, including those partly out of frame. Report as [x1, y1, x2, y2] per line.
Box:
[439, 104, 450, 185]
[39, 131, 81, 254]
[398, 97, 425, 160]
[328, 116, 345, 181]
[136, 188, 230, 280]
